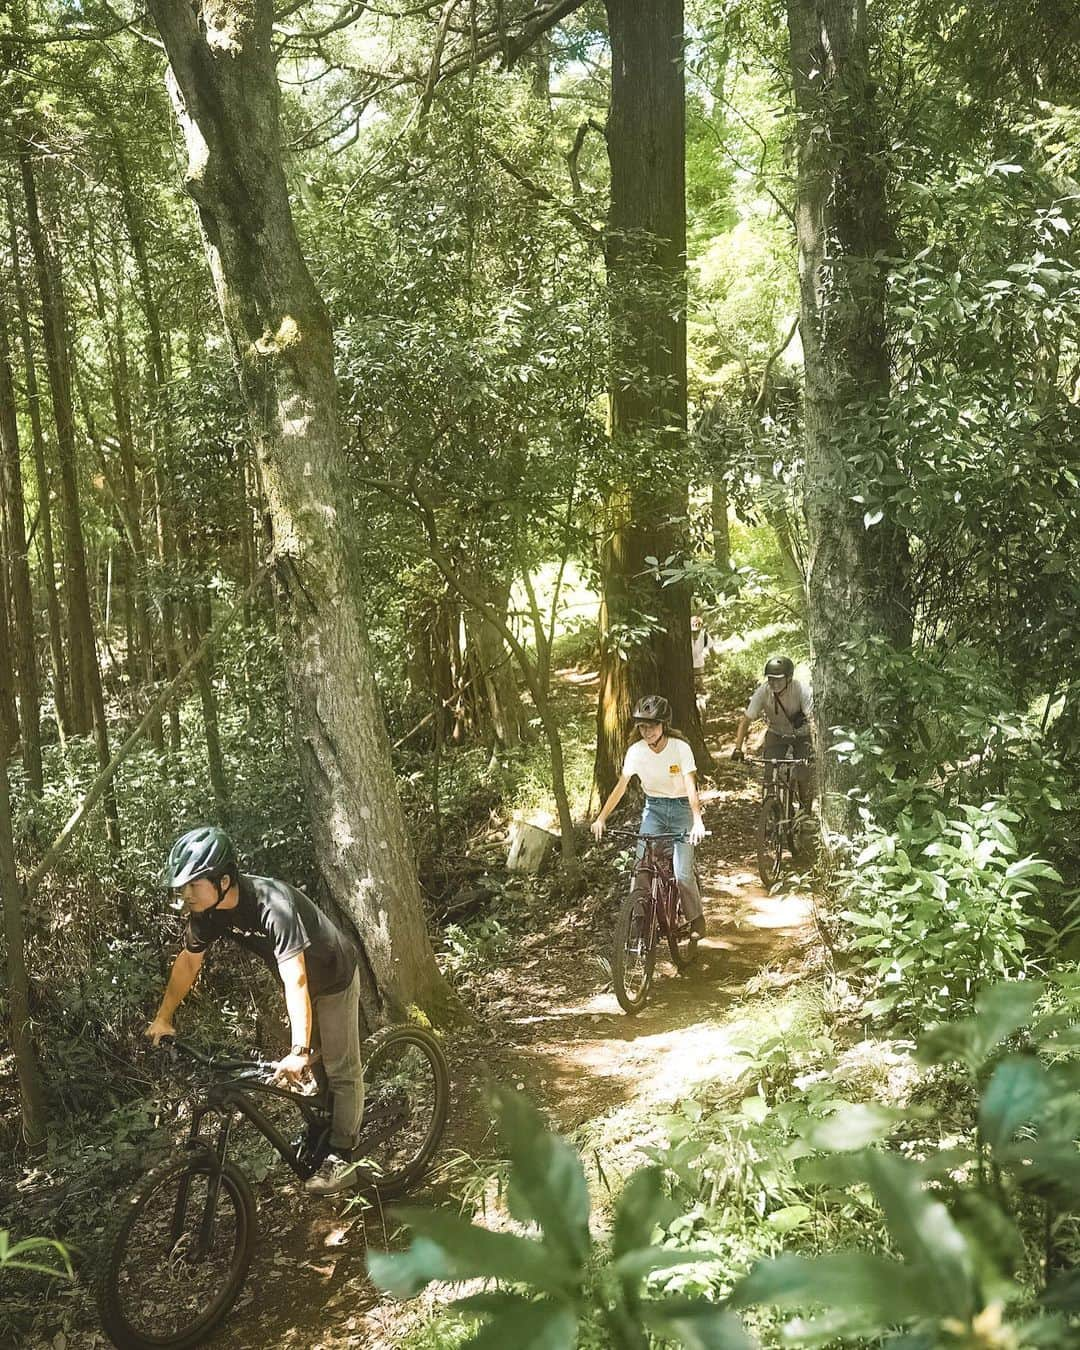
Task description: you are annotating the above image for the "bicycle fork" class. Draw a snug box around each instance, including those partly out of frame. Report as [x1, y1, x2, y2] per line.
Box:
[173, 1106, 235, 1262]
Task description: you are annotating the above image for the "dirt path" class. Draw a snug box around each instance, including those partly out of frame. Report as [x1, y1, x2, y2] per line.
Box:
[216, 716, 818, 1350]
[43, 706, 820, 1349]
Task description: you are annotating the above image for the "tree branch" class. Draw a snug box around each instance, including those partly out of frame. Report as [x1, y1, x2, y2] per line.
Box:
[489, 146, 602, 245]
[23, 563, 272, 903]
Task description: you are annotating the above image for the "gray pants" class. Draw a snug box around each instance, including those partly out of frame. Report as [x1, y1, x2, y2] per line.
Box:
[763, 732, 814, 807]
[314, 967, 364, 1157]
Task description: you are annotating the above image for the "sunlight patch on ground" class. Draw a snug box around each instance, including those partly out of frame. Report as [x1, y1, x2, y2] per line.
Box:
[742, 892, 814, 929]
[525, 1015, 756, 1105]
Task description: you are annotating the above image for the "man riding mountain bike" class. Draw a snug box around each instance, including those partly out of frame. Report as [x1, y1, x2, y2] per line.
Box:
[147, 826, 364, 1196]
[731, 656, 815, 810]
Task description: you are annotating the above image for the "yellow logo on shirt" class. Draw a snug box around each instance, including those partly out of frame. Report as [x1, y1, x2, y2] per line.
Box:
[669, 764, 681, 775]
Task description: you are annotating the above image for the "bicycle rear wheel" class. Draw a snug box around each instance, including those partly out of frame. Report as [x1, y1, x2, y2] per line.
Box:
[613, 894, 656, 1014]
[666, 885, 699, 971]
[355, 1024, 450, 1200]
[96, 1151, 255, 1350]
[756, 795, 784, 887]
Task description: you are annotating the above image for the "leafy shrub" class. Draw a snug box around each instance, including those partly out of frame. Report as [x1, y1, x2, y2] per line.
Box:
[377, 983, 1080, 1348]
[838, 799, 1063, 1024]
[370, 1084, 752, 1348]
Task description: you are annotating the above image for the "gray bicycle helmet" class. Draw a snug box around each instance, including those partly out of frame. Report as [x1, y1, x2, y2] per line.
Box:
[764, 655, 795, 680]
[632, 694, 672, 724]
[164, 826, 238, 910]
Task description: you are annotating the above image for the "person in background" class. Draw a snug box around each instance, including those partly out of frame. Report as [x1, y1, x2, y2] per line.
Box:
[690, 614, 711, 715]
[731, 655, 815, 808]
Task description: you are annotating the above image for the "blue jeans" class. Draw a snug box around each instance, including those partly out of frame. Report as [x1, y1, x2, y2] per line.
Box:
[632, 796, 703, 922]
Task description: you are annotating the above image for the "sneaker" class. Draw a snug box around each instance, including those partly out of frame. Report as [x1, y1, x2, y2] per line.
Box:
[304, 1154, 361, 1196]
[690, 916, 707, 939]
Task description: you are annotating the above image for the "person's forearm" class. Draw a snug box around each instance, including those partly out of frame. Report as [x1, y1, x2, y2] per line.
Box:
[597, 779, 628, 822]
[282, 969, 313, 1048]
[155, 950, 202, 1022]
[687, 782, 703, 820]
[733, 715, 750, 750]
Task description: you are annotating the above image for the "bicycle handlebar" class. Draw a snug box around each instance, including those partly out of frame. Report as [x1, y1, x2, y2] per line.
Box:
[744, 757, 814, 766]
[603, 828, 711, 842]
[157, 1037, 276, 1080]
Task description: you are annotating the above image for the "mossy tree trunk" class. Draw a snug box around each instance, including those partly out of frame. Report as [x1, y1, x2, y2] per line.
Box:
[594, 0, 710, 799]
[148, 0, 450, 1025]
[787, 0, 912, 835]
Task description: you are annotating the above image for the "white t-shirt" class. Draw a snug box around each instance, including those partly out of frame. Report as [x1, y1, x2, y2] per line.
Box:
[622, 737, 697, 798]
[745, 677, 813, 734]
[691, 629, 710, 671]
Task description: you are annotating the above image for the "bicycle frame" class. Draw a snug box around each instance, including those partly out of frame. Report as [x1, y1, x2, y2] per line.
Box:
[185, 1076, 330, 1180]
[611, 830, 686, 944]
[165, 1046, 331, 1258]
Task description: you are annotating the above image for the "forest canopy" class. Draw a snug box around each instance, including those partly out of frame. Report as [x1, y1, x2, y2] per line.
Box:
[2, 0, 1080, 1346]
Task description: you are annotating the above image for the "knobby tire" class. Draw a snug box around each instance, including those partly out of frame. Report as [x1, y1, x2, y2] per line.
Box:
[96, 1151, 255, 1350]
[355, 1024, 450, 1200]
[613, 892, 656, 1014]
[666, 883, 698, 971]
[757, 794, 784, 887]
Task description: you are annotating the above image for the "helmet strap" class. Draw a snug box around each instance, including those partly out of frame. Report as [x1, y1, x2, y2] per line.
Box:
[206, 873, 232, 910]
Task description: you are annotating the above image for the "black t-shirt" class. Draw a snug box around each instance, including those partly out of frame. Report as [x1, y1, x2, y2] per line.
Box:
[184, 874, 357, 997]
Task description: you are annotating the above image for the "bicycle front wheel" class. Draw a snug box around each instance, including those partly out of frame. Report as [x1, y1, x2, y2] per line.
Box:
[757, 795, 784, 887]
[666, 886, 699, 971]
[613, 894, 656, 1014]
[96, 1152, 255, 1350]
[356, 1024, 450, 1200]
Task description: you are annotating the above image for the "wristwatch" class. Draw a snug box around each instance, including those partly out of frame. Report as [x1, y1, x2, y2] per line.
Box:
[290, 1044, 314, 1057]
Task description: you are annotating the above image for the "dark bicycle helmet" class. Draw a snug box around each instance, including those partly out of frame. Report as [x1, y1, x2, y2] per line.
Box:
[632, 694, 672, 724]
[164, 826, 238, 904]
[764, 655, 795, 679]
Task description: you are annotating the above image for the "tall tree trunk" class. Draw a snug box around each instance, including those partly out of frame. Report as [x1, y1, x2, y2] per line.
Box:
[148, 0, 449, 1023]
[185, 594, 229, 814]
[462, 576, 526, 755]
[0, 639, 48, 1151]
[594, 0, 710, 799]
[19, 151, 100, 737]
[0, 290, 42, 793]
[115, 142, 181, 752]
[787, 0, 912, 834]
[6, 190, 70, 741]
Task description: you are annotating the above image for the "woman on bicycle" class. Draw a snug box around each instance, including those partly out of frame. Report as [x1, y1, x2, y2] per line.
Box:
[591, 694, 708, 937]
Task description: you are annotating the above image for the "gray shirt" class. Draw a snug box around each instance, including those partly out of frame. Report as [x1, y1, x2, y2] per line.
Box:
[745, 678, 813, 734]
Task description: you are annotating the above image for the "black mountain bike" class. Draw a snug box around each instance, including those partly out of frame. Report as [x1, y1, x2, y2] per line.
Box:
[96, 1025, 449, 1350]
[609, 830, 700, 1015]
[748, 743, 816, 886]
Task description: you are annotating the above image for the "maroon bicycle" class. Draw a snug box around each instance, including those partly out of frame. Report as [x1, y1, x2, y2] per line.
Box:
[608, 830, 699, 1014]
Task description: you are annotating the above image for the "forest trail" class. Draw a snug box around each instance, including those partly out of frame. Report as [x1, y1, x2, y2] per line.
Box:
[207, 695, 821, 1350]
[44, 695, 820, 1350]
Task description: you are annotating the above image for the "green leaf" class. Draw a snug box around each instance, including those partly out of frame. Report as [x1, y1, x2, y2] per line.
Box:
[728, 1251, 926, 1323]
[797, 1103, 905, 1152]
[643, 1298, 757, 1349]
[766, 1204, 812, 1234]
[613, 1245, 724, 1283]
[979, 1056, 1052, 1152]
[612, 1166, 677, 1259]
[460, 1298, 578, 1349]
[492, 1086, 591, 1267]
[917, 980, 1043, 1072]
[863, 1152, 974, 1318]
[368, 1209, 576, 1298]
[1043, 1269, 1080, 1312]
